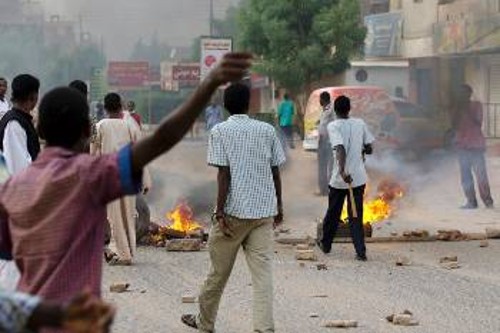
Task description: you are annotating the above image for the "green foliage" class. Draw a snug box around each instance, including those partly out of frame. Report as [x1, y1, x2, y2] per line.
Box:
[239, 0, 366, 94]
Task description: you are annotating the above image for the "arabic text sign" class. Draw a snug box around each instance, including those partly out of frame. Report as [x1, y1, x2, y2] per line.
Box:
[200, 37, 232, 80]
[172, 65, 201, 82]
[108, 62, 149, 88]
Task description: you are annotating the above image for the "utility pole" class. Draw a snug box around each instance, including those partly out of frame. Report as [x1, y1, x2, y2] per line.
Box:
[209, 0, 214, 36]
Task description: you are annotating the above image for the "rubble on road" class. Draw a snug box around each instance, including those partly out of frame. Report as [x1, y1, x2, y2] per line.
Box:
[165, 239, 202, 252]
[395, 257, 411, 266]
[386, 311, 419, 326]
[436, 230, 465, 241]
[439, 256, 458, 263]
[480, 240, 489, 248]
[181, 295, 197, 303]
[296, 243, 310, 251]
[441, 262, 461, 270]
[316, 263, 328, 271]
[295, 249, 318, 261]
[323, 320, 358, 328]
[485, 228, 500, 239]
[439, 256, 460, 269]
[403, 229, 430, 238]
[110, 283, 130, 293]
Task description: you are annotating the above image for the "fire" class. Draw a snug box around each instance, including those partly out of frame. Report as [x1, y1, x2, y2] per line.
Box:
[166, 201, 202, 233]
[341, 179, 405, 224]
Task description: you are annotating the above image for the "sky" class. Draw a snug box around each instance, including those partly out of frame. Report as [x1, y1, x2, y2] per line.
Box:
[40, 0, 240, 59]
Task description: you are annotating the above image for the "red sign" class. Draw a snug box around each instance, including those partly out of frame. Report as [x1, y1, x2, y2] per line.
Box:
[172, 65, 201, 82]
[108, 62, 149, 88]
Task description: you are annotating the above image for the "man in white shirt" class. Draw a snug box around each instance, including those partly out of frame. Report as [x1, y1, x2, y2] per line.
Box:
[317, 95, 375, 261]
[0, 74, 40, 174]
[0, 78, 10, 120]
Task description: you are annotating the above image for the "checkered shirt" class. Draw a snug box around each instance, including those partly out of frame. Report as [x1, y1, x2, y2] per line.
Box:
[0, 290, 40, 333]
[208, 115, 286, 219]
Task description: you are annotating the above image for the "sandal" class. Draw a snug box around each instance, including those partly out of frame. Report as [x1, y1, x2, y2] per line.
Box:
[181, 314, 198, 330]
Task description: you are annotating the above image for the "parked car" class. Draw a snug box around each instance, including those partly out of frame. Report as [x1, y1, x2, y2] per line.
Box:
[303, 86, 452, 153]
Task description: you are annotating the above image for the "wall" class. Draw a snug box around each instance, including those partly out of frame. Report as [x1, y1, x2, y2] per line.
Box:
[345, 64, 409, 97]
[400, 0, 438, 58]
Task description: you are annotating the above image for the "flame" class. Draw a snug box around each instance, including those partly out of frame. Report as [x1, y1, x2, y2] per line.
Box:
[341, 179, 405, 224]
[166, 201, 202, 232]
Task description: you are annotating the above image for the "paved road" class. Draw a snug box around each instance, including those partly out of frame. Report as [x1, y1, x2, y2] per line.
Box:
[103, 240, 500, 332]
[102, 141, 500, 332]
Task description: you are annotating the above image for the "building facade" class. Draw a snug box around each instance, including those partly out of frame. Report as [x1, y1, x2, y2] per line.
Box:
[362, 0, 500, 137]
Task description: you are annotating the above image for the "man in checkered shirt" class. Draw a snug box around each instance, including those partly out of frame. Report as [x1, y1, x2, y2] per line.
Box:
[182, 83, 286, 333]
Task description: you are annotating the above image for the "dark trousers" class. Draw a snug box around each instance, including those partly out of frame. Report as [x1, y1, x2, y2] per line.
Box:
[281, 126, 295, 148]
[321, 185, 366, 256]
[318, 137, 332, 195]
[458, 149, 493, 206]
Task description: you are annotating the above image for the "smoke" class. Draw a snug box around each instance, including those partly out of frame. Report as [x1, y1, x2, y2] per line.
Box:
[40, 0, 240, 59]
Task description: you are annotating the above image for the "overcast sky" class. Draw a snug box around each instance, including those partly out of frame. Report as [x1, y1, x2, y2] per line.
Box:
[40, 0, 240, 59]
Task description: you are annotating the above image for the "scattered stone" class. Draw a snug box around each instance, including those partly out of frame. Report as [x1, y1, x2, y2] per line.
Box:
[140, 289, 147, 294]
[324, 320, 358, 328]
[299, 262, 306, 268]
[403, 309, 413, 316]
[402, 230, 412, 237]
[165, 239, 202, 252]
[386, 314, 394, 323]
[316, 263, 328, 271]
[110, 283, 130, 293]
[181, 295, 197, 304]
[274, 231, 280, 237]
[411, 229, 430, 238]
[390, 232, 398, 237]
[309, 313, 319, 318]
[296, 243, 310, 251]
[439, 256, 458, 264]
[311, 294, 328, 298]
[279, 228, 291, 234]
[485, 228, 500, 239]
[437, 230, 465, 241]
[480, 240, 489, 248]
[392, 314, 419, 326]
[395, 257, 411, 266]
[295, 250, 318, 261]
[441, 262, 461, 270]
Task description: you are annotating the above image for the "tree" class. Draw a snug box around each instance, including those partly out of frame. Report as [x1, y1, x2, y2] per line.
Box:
[239, 0, 366, 96]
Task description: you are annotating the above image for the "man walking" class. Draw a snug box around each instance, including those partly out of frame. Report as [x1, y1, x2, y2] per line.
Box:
[0, 74, 40, 174]
[318, 91, 335, 196]
[0, 78, 10, 120]
[278, 93, 295, 148]
[317, 96, 374, 261]
[454, 84, 494, 209]
[182, 83, 286, 333]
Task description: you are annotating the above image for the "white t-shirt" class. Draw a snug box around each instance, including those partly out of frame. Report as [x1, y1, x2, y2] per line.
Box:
[328, 118, 375, 189]
[0, 99, 10, 119]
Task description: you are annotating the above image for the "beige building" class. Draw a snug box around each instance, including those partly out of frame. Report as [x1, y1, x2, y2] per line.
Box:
[362, 0, 500, 137]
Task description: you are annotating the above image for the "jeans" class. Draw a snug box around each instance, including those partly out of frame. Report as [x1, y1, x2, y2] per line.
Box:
[458, 149, 493, 207]
[321, 185, 366, 256]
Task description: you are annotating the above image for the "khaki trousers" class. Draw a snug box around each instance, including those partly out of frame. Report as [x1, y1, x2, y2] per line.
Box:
[197, 216, 274, 333]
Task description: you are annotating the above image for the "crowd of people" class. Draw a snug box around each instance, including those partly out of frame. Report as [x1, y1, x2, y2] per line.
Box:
[0, 49, 495, 333]
[0, 53, 252, 332]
